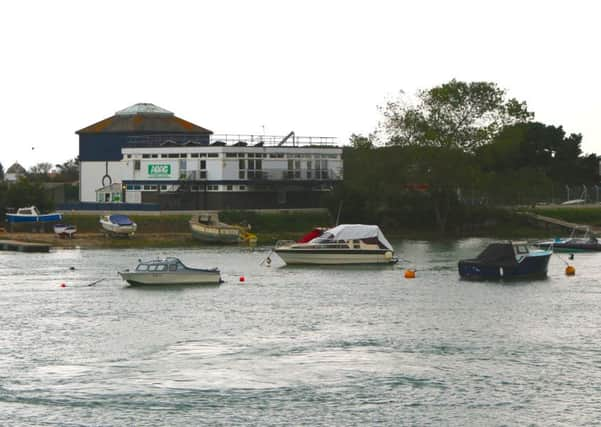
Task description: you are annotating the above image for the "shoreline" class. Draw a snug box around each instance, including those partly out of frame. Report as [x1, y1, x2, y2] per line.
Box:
[0, 227, 557, 250]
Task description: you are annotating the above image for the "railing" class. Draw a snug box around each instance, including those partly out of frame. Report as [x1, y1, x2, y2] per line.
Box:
[210, 134, 338, 147]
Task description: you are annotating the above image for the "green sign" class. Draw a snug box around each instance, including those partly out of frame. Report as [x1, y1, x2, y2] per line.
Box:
[148, 164, 171, 177]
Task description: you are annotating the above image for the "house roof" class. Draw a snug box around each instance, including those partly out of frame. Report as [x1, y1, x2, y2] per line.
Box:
[6, 162, 26, 174]
[76, 103, 213, 135]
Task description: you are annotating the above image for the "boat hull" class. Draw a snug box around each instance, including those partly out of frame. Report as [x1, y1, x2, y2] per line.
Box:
[190, 222, 241, 243]
[6, 213, 62, 223]
[119, 271, 221, 286]
[101, 223, 137, 237]
[274, 248, 395, 265]
[458, 253, 551, 280]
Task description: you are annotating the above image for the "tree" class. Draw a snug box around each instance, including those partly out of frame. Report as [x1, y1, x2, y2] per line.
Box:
[380, 79, 533, 151]
[54, 157, 79, 182]
[479, 122, 598, 186]
[0, 162, 4, 180]
[349, 133, 374, 149]
[28, 162, 54, 177]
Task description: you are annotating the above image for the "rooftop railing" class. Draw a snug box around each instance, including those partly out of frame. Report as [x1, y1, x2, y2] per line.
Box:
[210, 134, 338, 147]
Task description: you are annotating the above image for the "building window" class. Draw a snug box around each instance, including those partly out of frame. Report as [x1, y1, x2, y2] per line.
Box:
[226, 185, 233, 191]
[127, 154, 132, 159]
[239, 185, 246, 191]
[161, 154, 168, 158]
[151, 154, 158, 158]
[134, 160, 140, 170]
[287, 159, 300, 179]
[191, 153, 199, 158]
[168, 153, 179, 158]
[180, 153, 187, 158]
[208, 153, 218, 158]
[200, 160, 206, 169]
[226, 153, 237, 158]
[143, 154, 150, 159]
[160, 185, 167, 191]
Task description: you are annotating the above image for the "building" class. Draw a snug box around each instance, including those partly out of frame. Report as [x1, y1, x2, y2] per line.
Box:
[77, 103, 343, 209]
[5, 162, 26, 182]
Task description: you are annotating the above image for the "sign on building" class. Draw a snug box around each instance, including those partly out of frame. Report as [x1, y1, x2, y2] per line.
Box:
[148, 164, 172, 178]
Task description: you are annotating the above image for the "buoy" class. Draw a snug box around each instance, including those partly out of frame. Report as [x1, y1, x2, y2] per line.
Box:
[404, 269, 416, 279]
[384, 251, 393, 261]
[60, 283, 66, 288]
[565, 265, 576, 276]
[239, 276, 245, 282]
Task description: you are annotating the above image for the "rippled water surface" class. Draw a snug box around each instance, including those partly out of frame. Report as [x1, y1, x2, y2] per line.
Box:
[2, 239, 601, 425]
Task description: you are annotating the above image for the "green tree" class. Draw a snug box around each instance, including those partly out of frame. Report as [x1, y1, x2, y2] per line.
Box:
[54, 157, 79, 182]
[349, 133, 374, 149]
[0, 162, 4, 180]
[380, 79, 533, 151]
[28, 162, 54, 180]
[479, 122, 598, 186]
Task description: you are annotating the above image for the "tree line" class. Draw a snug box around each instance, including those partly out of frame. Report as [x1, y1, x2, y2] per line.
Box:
[0, 158, 79, 217]
[333, 79, 599, 233]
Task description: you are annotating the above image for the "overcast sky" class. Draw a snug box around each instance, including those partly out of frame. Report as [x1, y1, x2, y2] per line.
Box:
[1, 0, 599, 169]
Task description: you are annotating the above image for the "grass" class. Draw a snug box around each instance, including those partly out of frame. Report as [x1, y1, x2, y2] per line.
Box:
[526, 206, 601, 227]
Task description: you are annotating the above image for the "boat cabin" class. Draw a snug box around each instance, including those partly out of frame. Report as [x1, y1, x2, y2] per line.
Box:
[135, 258, 186, 272]
[16, 206, 41, 216]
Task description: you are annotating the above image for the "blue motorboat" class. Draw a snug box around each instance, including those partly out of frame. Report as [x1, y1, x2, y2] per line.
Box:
[458, 241, 552, 280]
[5, 206, 63, 223]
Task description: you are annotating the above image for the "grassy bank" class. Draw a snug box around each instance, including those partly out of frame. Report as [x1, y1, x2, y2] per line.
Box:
[525, 205, 601, 228]
[0, 208, 555, 249]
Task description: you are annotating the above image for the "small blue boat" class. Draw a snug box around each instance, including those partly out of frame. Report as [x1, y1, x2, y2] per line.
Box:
[458, 241, 552, 280]
[5, 206, 63, 223]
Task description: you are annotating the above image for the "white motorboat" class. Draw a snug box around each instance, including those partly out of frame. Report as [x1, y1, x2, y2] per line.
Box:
[100, 214, 137, 237]
[54, 223, 77, 238]
[274, 224, 397, 265]
[118, 257, 222, 286]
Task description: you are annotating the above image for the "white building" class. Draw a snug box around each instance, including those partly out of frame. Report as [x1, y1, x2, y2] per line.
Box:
[77, 104, 343, 210]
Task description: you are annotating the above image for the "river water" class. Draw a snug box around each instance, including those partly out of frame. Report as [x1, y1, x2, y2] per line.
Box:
[1, 239, 601, 425]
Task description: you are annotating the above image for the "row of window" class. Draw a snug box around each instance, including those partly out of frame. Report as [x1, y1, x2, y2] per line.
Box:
[125, 184, 248, 192]
[127, 152, 339, 160]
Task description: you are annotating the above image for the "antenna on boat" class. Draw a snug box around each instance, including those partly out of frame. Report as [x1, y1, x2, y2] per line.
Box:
[335, 200, 343, 226]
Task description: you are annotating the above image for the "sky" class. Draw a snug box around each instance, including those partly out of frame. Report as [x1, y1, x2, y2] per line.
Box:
[1, 0, 599, 170]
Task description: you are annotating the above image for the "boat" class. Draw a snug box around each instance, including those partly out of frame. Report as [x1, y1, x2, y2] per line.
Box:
[273, 224, 397, 265]
[189, 213, 256, 244]
[100, 214, 137, 237]
[5, 206, 62, 223]
[53, 223, 77, 238]
[534, 227, 601, 252]
[118, 257, 222, 286]
[458, 241, 552, 280]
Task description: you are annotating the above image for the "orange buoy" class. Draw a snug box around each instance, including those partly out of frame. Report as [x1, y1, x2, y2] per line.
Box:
[404, 269, 416, 279]
[565, 265, 576, 276]
[239, 276, 245, 282]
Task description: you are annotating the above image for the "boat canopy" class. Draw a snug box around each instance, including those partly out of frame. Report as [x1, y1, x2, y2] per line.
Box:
[109, 215, 134, 226]
[311, 224, 394, 251]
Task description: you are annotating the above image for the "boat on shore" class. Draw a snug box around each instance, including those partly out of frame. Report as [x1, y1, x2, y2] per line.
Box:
[6, 206, 62, 224]
[458, 241, 552, 280]
[273, 224, 397, 265]
[100, 214, 137, 237]
[118, 257, 222, 286]
[189, 213, 256, 244]
[53, 223, 77, 238]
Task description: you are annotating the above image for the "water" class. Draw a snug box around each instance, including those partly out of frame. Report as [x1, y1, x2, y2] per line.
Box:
[1, 239, 601, 425]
